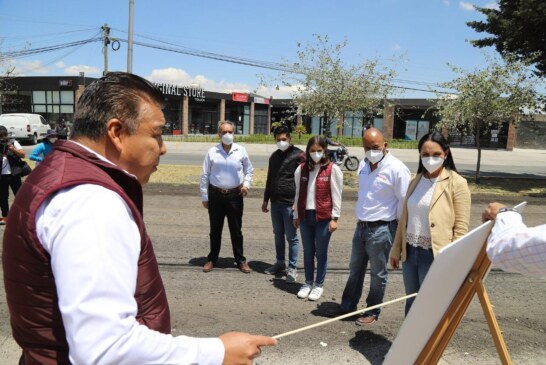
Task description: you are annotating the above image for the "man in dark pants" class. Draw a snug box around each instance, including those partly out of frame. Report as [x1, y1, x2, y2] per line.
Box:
[262, 125, 305, 282]
[0, 126, 25, 225]
[200, 121, 254, 273]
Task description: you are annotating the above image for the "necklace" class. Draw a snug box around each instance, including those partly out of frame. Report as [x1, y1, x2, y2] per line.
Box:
[424, 174, 438, 185]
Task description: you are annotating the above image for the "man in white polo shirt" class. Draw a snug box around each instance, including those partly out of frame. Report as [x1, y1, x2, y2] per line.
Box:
[329, 128, 410, 325]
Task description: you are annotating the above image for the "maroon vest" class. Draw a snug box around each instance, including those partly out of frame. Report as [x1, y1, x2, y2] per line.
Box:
[2, 140, 170, 365]
[297, 162, 333, 221]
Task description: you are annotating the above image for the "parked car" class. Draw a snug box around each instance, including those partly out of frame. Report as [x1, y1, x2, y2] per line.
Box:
[0, 113, 50, 145]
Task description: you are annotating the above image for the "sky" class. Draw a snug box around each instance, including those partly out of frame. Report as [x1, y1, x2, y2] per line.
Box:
[0, 0, 507, 99]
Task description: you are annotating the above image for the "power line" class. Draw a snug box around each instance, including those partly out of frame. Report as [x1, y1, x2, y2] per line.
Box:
[1, 37, 102, 60]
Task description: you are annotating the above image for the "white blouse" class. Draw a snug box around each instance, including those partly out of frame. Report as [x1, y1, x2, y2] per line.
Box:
[406, 176, 438, 249]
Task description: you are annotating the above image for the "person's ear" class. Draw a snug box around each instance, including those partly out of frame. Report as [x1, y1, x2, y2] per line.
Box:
[106, 118, 124, 152]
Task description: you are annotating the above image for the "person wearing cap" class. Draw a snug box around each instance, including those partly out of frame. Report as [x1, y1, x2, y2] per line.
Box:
[29, 129, 58, 165]
[0, 125, 25, 225]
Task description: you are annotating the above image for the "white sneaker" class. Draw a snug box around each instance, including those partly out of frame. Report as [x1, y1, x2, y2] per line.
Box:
[308, 286, 324, 301]
[286, 268, 297, 283]
[297, 283, 312, 299]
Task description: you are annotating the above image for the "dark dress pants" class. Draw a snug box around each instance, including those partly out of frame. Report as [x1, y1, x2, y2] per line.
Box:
[0, 174, 22, 217]
[207, 187, 246, 264]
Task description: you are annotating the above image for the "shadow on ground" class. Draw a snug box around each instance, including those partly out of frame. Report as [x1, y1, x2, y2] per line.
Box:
[272, 277, 300, 295]
[349, 330, 392, 365]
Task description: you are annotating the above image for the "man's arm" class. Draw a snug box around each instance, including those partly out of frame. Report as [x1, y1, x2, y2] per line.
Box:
[484, 203, 546, 276]
[241, 148, 254, 190]
[263, 154, 274, 210]
[200, 151, 211, 206]
[394, 165, 411, 220]
[29, 143, 45, 162]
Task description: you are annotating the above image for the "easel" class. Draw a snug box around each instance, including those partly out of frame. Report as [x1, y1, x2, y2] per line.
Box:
[416, 241, 512, 364]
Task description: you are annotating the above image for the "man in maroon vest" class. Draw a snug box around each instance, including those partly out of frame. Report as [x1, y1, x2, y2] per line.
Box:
[2, 72, 275, 365]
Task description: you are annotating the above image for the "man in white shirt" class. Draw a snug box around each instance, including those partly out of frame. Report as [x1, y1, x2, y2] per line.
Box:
[2, 72, 275, 365]
[200, 121, 254, 273]
[482, 202, 546, 276]
[328, 128, 410, 325]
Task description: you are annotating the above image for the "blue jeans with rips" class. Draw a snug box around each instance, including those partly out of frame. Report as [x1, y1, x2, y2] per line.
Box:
[299, 210, 332, 286]
[270, 201, 299, 269]
[402, 244, 434, 316]
[340, 221, 397, 318]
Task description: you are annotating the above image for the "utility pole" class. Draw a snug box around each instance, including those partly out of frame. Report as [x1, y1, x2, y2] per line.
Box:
[102, 24, 110, 75]
[127, 0, 134, 73]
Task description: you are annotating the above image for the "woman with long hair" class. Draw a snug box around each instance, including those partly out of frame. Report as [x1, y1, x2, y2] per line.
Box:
[293, 136, 343, 301]
[390, 131, 471, 315]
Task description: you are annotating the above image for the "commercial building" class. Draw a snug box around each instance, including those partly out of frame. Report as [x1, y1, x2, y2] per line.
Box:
[0, 75, 543, 150]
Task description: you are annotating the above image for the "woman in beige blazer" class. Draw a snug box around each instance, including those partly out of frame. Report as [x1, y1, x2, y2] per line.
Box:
[389, 132, 471, 315]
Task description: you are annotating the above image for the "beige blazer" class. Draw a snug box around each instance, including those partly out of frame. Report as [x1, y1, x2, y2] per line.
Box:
[390, 168, 471, 262]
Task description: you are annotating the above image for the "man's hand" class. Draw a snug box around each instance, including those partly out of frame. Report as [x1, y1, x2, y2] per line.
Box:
[202, 201, 209, 209]
[390, 257, 400, 269]
[293, 218, 299, 229]
[240, 186, 249, 197]
[328, 220, 338, 233]
[220, 332, 277, 365]
[482, 202, 507, 222]
[261, 201, 269, 213]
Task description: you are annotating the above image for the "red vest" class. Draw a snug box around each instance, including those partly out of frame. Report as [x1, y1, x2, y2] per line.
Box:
[2, 140, 170, 365]
[297, 162, 333, 221]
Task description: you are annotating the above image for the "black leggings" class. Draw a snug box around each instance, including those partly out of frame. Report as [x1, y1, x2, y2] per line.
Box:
[0, 174, 22, 217]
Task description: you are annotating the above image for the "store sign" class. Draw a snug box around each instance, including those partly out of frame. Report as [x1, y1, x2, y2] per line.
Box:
[253, 96, 270, 105]
[232, 92, 249, 102]
[59, 80, 73, 87]
[154, 82, 206, 101]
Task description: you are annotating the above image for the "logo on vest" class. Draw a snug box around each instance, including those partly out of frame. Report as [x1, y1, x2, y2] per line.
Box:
[318, 176, 330, 182]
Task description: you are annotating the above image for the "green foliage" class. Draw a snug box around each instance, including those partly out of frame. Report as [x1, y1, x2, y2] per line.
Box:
[260, 34, 398, 131]
[293, 124, 307, 140]
[467, 0, 546, 77]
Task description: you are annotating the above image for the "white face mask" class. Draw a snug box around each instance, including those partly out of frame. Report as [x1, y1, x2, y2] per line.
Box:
[310, 152, 323, 163]
[365, 149, 384, 165]
[48, 137, 58, 144]
[422, 156, 445, 174]
[276, 140, 290, 151]
[221, 132, 234, 145]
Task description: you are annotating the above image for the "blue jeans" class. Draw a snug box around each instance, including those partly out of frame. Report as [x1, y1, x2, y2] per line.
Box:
[270, 201, 299, 269]
[402, 244, 434, 316]
[340, 221, 397, 318]
[299, 210, 332, 286]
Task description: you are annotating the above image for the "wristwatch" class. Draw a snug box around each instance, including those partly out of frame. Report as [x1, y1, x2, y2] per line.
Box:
[498, 207, 516, 214]
[332, 217, 338, 222]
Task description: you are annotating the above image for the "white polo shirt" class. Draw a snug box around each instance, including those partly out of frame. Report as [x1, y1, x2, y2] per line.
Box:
[355, 152, 411, 222]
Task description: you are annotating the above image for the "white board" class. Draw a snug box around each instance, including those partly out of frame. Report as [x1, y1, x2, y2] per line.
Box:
[384, 202, 527, 364]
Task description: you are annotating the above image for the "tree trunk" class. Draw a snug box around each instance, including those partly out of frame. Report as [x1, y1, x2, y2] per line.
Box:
[338, 113, 344, 137]
[475, 123, 482, 184]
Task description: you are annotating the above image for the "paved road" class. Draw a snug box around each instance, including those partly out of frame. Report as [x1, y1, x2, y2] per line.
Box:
[23, 142, 546, 178]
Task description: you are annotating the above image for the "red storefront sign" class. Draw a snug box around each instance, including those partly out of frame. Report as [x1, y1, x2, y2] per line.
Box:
[232, 92, 249, 102]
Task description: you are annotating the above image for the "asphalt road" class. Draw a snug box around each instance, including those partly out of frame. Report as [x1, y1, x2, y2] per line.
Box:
[1, 187, 544, 364]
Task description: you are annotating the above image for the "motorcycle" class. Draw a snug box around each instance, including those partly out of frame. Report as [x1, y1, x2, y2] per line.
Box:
[329, 145, 360, 171]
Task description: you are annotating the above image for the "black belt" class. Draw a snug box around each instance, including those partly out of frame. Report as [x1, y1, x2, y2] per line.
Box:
[210, 184, 241, 194]
[358, 220, 392, 228]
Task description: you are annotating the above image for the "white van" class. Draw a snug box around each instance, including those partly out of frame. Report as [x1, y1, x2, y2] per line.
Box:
[0, 113, 50, 144]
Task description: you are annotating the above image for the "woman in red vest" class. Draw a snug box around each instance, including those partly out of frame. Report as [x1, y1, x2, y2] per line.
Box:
[293, 136, 343, 301]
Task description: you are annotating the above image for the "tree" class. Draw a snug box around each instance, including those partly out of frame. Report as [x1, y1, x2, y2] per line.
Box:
[434, 58, 542, 183]
[261, 34, 397, 135]
[467, 0, 546, 77]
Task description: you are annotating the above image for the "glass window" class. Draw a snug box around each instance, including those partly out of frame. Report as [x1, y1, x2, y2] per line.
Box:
[33, 91, 46, 104]
[60, 105, 74, 113]
[53, 105, 60, 113]
[60, 91, 74, 104]
[33, 105, 46, 113]
[52, 91, 60, 104]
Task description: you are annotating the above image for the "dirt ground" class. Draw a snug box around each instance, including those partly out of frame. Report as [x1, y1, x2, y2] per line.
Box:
[1, 185, 545, 364]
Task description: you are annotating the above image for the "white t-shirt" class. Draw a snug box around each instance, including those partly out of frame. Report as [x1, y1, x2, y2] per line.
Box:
[1, 139, 23, 175]
[406, 176, 438, 249]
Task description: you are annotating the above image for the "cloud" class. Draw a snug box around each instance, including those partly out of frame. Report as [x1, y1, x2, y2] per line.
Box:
[63, 65, 101, 75]
[16, 60, 49, 74]
[459, 1, 475, 10]
[55, 61, 66, 68]
[146, 67, 296, 99]
[442, 0, 450, 6]
[392, 43, 402, 52]
[484, 1, 499, 10]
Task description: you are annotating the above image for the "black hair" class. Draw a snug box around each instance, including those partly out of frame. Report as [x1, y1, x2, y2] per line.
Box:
[71, 72, 164, 141]
[273, 125, 290, 138]
[417, 131, 457, 173]
[305, 135, 329, 171]
[0, 125, 7, 138]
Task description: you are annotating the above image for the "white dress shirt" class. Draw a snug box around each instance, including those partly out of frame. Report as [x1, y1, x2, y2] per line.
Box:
[35, 143, 224, 365]
[293, 163, 343, 220]
[1, 139, 23, 175]
[355, 152, 411, 222]
[200, 142, 254, 202]
[487, 211, 546, 276]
